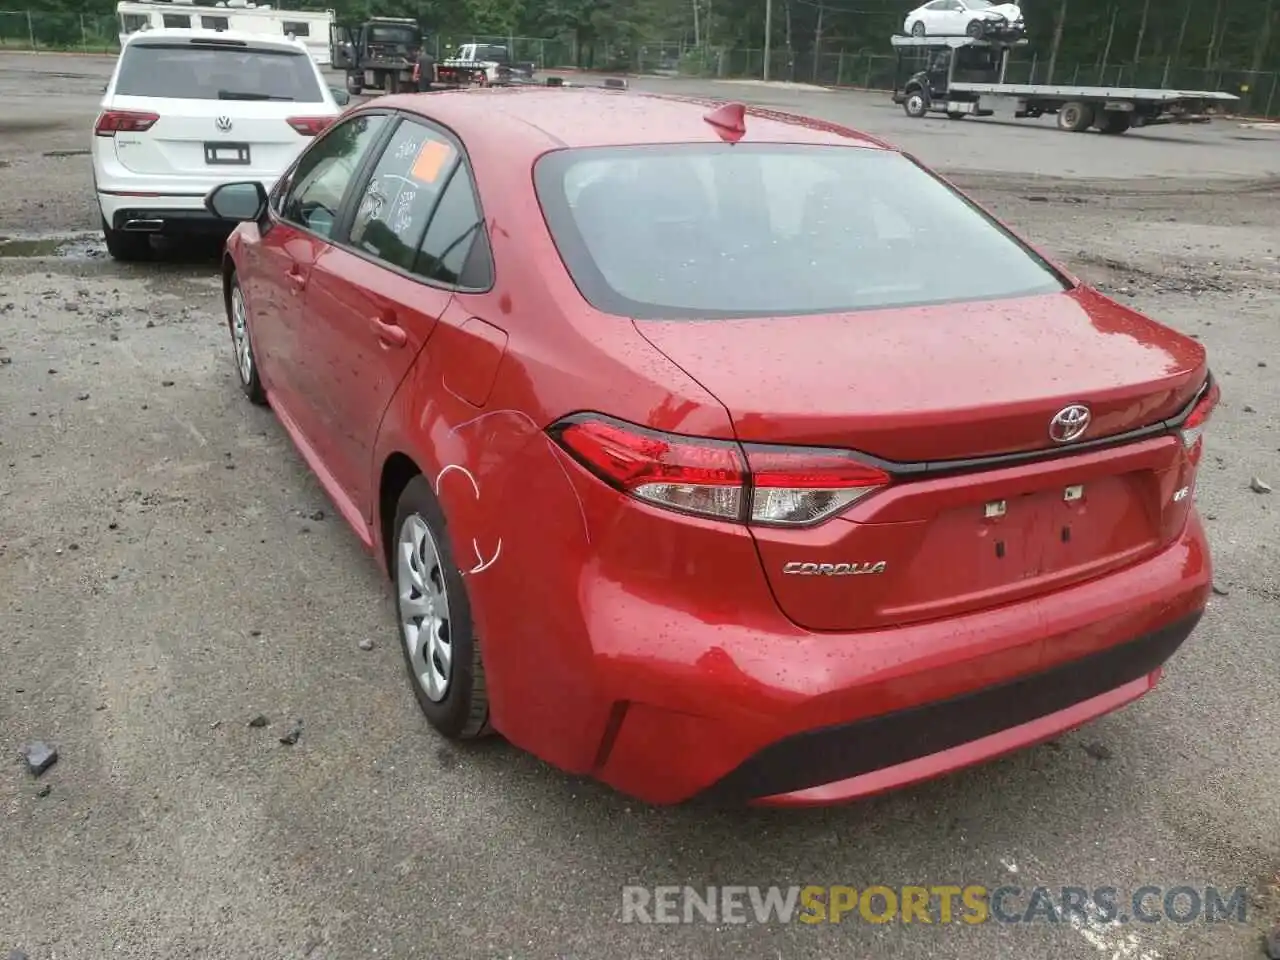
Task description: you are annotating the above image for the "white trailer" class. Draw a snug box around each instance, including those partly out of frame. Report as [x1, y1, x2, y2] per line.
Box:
[890, 35, 1239, 133]
[116, 0, 335, 65]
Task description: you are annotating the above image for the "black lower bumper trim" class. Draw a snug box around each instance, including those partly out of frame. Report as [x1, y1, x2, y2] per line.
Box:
[698, 612, 1201, 803]
[111, 209, 227, 234]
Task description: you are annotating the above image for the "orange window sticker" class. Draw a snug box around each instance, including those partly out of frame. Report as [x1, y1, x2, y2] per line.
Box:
[411, 140, 453, 183]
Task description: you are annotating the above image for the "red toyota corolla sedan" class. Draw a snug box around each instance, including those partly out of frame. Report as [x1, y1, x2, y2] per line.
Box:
[206, 83, 1216, 807]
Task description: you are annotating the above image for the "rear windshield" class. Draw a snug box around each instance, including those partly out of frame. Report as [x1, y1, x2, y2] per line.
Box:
[534, 144, 1066, 319]
[116, 42, 324, 102]
[368, 26, 418, 43]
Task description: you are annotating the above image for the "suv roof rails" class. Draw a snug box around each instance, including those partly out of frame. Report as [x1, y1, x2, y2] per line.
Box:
[544, 76, 629, 90]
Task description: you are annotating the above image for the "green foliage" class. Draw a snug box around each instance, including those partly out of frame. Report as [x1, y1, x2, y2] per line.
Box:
[26, 0, 1280, 76]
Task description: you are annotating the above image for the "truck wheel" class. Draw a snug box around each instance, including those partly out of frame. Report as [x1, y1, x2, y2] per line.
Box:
[910, 20, 926, 37]
[1057, 101, 1095, 132]
[388, 72, 401, 94]
[1097, 111, 1132, 134]
[904, 89, 930, 119]
[966, 19, 986, 38]
[946, 111, 966, 120]
[346, 75, 363, 95]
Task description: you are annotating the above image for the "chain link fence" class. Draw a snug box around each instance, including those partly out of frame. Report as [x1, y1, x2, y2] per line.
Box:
[2, 11, 1275, 117]
[0, 10, 120, 53]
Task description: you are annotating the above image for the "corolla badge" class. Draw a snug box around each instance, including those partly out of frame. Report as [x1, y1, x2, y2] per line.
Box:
[1048, 404, 1091, 444]
[783, 562, 887, 576]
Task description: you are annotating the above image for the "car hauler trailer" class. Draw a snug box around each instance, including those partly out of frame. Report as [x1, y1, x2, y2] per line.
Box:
[890, 35, 1239, 132]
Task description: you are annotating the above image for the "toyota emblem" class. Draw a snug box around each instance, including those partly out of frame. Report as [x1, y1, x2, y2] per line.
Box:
[215, 116, 233, 133]
[1048, 404, 1091, 444]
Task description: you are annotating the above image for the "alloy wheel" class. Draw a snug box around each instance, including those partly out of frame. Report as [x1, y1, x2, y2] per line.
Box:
[230, 285, 253, 385]
[397, 514, 453, 703]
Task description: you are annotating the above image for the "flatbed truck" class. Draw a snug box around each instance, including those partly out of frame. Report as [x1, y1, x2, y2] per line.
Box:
[890, 36, 1239, 133]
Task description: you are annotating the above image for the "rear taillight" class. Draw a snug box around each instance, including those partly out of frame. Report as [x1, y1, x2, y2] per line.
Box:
[286, 116, 334, 137]
[1178, 378, 1219, 465]
[94, 109, 159, 136]
[552, 415, 890, 527]
[743, 445, 892, 525]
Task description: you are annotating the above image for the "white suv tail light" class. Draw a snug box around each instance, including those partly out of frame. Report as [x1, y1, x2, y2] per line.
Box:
[286, 116, 335, 137]
[95, 110, 159, 136]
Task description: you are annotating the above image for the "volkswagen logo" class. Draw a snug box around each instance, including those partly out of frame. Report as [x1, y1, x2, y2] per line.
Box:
[214, 116, 233, 133]
[1048, 404, 1091, 444]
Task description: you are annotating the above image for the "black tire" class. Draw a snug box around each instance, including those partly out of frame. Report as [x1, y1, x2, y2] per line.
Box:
[966, 19, 986, 38]
[101, 216, 150, 262]
[903, 87, 930, 119]
[346, 74, 363, 95]
[1097, 111, 1132, 134]
[392, 475, 492, 740]
[387, 71, 401, 94]
[910, 20, 926, 37]
[947, 111, 966, 120]
[1057, 101, 1095, 132]
[416, 55, 435, 92]
[225, 270, 266, 405]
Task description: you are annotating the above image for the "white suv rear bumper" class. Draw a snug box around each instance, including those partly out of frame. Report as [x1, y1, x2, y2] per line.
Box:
[93, 144, 281, 233]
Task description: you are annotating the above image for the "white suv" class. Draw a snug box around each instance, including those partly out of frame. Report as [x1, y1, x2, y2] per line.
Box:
[93, 28, 347, 261]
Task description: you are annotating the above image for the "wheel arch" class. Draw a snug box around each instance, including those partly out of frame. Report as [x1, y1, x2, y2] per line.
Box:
[379, 451, 424, 579]
[221, 251, 237, 313]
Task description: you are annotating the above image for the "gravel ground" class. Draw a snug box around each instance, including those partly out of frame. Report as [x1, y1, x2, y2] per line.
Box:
[2, 51, 1279, 960]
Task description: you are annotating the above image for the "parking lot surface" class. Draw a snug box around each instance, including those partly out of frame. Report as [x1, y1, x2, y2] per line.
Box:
[2, 51, 1279, 960]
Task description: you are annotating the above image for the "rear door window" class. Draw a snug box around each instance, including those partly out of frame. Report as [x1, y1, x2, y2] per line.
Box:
[414, 164, 490, 288]
[114, 41, 325, 102]
[346, 119, 460, 272]
[534, 144, 1066, 319]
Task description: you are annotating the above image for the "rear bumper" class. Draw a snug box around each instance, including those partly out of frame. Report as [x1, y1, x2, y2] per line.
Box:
[578, 512, 1210, 806]
[93, 153, 281, 229]
[705, 613, 1196, 805]
[98, 192, 229, 235]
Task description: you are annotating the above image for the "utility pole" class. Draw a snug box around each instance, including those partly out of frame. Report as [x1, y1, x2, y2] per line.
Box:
[763, 0, 772, 80]
[1046, 0, 1067, 84]
[1133, 0, 1150, 62]
[693, 0, 700, 47]
[812, 0, 824, 83]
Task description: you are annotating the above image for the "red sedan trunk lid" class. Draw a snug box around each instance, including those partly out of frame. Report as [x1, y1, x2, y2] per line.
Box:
[636, 287, 1209, 632]
[637, 288, 1205, 461]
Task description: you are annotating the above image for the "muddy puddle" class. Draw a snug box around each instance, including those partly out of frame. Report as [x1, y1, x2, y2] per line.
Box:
[0, 234, 105, 259]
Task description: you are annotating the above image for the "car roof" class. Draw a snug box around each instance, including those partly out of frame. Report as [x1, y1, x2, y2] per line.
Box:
[123, 27, 309, 54]
[378, 87, 893, 153]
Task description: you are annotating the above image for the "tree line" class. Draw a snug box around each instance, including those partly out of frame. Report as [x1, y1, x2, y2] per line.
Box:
[28, 0, 1280, 78]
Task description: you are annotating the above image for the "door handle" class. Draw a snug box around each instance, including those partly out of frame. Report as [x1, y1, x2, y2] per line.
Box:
[370, 314, 407, 348]
[286, 267, 307, 292]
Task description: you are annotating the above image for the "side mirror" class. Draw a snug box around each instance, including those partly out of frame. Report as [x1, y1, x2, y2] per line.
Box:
[205, 181, 268, 222]
[330, 86, 351, 107]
